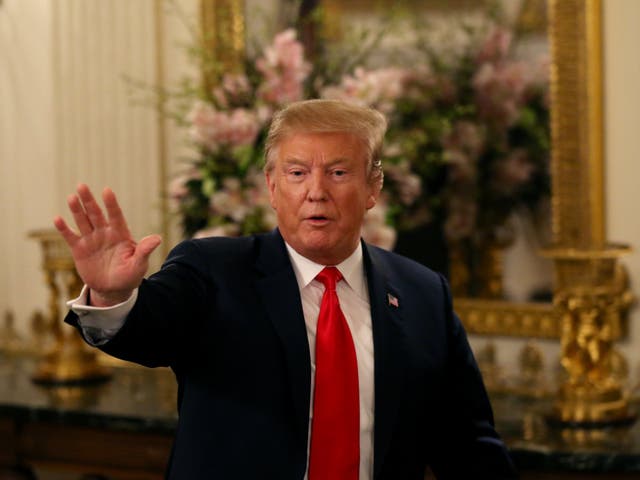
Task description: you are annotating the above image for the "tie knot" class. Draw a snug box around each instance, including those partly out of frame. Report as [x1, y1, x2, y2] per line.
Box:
[316, 267, 343, 291]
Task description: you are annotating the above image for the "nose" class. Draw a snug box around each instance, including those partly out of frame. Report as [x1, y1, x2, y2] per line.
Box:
[306, 170, 328, 202]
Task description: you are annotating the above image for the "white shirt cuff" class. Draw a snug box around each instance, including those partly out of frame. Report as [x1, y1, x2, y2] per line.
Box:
[67, 285, 138, 344]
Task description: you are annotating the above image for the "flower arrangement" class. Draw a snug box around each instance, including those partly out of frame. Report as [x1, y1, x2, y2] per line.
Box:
[169, 27, 397, 247]
[170, 29, 309, 238]
[168, 12, 550, 294]
[324, 25, 549, 239]
[321, 22, 550, 296]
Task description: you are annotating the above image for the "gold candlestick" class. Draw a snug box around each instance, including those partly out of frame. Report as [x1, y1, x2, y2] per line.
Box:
[29, 229, 110, 385]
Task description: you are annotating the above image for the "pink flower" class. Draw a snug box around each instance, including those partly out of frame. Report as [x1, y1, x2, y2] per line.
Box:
[384, 161, 422, 206]
[444, 197, 477, 242]
[223, 73, 251, 97]
[442, 121, 485, 160]
[187, 101, 262, 151]
[256, 29, 312, 106]
[475, 27, 512, 65]
[210, 177, 251, 222]
[321, 67, 409, 114]
[472, 62, 527, 127]
[212, 73, 252, 108]
[521, 55, 551, 107]
[492, 149, 536, 195]
[397, 65, 455, 107]
[444, 149, 476, 184]
[243, 168, 278, 230]
[169, 168, 201, 202]
[245, 167, 270, 203]
[361, 201, 396, 250]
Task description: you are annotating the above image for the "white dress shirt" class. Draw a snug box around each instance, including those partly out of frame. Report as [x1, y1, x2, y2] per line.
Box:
[68, 241, 375, 479]
[285, 243, 375, 480]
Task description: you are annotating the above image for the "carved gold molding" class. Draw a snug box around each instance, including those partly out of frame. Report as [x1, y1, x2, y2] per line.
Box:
[200, 0, 246, 87]
[548, 0, 605, 249]
[456, 299, 558, 338]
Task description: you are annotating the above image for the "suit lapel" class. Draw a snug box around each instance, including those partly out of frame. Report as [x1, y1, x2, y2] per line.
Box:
[254, 233, 408, 474]
[363, 244, 408, 479]
[254, 230, 311, 446]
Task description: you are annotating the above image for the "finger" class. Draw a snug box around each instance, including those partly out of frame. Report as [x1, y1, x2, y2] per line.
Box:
[53, 215, 80, 248]
[102, 187, 132, 237]
[68, 193, 93, 236]
[135, 234, 162, 260]
[77, 183, 107, 229]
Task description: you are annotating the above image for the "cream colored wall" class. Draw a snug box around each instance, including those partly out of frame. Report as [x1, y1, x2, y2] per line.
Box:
[604, 0, 640, 377]
[0, 0, 57, 336]
[0, 0, 197, 337]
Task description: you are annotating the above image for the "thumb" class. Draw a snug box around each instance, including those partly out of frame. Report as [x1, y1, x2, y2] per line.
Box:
[135, 234, 162, 260]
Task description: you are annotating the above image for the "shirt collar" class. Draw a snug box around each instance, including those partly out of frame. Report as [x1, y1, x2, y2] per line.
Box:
[285, 242, 367, 299]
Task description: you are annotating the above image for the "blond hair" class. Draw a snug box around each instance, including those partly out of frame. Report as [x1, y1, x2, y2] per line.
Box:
[264, 99, 387, 186]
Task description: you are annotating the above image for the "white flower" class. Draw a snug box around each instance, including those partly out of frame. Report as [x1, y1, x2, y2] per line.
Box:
[361, 202, 396, 250]
[193, 225, 239, 238]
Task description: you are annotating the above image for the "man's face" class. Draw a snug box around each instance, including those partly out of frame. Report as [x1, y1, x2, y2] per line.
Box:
[266, 131, 380, 265]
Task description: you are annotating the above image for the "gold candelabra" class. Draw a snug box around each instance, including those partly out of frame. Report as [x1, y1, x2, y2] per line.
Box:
[29, 229, 111, 385]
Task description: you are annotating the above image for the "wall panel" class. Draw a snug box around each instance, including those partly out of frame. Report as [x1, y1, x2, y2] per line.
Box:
[0, 0, 182, 336]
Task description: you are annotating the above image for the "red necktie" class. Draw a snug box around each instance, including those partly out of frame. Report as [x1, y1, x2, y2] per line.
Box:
[308, 267, 359, 480]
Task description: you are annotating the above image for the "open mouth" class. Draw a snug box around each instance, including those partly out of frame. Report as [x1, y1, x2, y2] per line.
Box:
[306, 215, 330, 225]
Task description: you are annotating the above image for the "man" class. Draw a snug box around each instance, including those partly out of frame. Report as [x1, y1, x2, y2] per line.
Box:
[55, 99, 517, 479]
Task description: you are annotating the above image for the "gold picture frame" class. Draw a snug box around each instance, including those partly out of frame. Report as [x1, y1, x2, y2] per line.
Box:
[458, 0, 627, 339]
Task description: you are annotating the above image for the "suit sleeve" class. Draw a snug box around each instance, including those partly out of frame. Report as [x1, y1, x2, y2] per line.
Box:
[428, 273, 518, 479]
[65, 240, 212, 369]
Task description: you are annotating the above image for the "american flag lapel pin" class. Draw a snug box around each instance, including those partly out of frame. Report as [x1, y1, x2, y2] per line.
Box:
[387, 293, 399, 308]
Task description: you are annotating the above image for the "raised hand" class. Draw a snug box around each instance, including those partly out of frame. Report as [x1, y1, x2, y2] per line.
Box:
[53, 184, 162, 307]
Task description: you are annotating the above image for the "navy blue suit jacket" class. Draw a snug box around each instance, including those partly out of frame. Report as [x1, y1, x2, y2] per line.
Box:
[66, 229, 516, 479]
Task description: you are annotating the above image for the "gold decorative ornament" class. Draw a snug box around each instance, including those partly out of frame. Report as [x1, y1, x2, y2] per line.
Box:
[455, 298, 558, 338]
[0, 310, 25, 354]
[514, 341, 550, 398]
[544, 247, 635, 425]
[516, 0, 548, 34]
[449, 241, 506, 300]
[453, 4, 636, 428]
[200, 0, 246, 90]
[28, 229, 111, 385]
[539, 0, 636, 426]
[475, 342, 507, 393]
[29, 309, 50, 353]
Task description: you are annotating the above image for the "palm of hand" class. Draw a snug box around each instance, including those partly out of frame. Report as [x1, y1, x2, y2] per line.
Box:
[72, 229, 141, 293]
[54, 184, 161, 306]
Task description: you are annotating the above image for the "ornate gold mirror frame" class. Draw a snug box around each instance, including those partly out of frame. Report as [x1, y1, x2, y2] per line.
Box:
[450, 0, 635, 424]
[457, 0, 634, 344]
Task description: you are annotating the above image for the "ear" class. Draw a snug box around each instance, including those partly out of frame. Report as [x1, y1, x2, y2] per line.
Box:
[265, 170, 277, 210]
[365, 181, 381, 210]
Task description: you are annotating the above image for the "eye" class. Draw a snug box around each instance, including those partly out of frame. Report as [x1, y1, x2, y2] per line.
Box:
[332, 169, 348, 177]
[287, 168, 306, 180]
